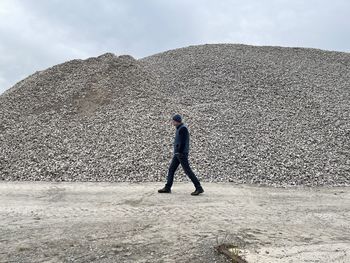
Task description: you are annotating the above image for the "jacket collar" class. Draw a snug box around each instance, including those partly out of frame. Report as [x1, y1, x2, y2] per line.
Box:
[176, 123, 184, 129]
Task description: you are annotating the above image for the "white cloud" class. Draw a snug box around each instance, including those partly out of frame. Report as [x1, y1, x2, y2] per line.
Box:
[0, 0, 349, 94]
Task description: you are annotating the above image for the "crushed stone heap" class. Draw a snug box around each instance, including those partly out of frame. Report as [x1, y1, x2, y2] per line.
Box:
[1, 44, 349, 186]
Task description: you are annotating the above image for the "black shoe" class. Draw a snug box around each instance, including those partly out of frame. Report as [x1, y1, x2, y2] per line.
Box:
[191, 187, 204, 196]
[158, 186, 171, 193]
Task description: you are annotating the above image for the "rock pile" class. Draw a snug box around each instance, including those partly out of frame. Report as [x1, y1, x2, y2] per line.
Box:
[1, 44, 349, 186]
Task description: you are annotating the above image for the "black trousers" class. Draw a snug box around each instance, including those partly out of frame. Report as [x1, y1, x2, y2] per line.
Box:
[165, 152, 201, 189]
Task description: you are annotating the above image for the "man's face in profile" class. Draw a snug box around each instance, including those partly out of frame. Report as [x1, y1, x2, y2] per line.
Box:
[172, 120, 180, 127]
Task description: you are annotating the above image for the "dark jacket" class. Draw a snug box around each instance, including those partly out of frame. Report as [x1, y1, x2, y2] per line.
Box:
[173, 123, 190, 154]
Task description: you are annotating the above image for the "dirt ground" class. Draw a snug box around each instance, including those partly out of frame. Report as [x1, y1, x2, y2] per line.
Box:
[0, 181, 349, 263]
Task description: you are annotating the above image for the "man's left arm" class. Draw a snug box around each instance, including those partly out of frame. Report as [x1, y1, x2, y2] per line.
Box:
[176, 127, 188, 155]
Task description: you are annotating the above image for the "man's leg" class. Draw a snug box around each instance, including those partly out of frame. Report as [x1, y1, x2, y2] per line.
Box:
[165, 154, 180, 189]
[177, 153, 202, 189]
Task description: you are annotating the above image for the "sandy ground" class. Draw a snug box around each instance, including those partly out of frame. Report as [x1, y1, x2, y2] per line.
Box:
[0, 181, 349, 263]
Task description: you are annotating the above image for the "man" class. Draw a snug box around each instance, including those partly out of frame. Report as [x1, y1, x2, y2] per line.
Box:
[158, 114, 204, 196]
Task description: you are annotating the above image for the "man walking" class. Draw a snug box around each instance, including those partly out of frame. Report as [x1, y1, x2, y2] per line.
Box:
[158, 114, 204, 196]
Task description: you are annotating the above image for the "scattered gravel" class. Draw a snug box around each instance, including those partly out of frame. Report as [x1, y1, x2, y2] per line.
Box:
[0, 44, 349, 186]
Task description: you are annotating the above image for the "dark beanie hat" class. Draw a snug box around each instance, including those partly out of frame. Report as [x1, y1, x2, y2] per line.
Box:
[172, 114, 182, 122]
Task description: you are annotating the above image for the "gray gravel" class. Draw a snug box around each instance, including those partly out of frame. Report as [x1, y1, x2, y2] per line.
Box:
[0, 44, 349, 186]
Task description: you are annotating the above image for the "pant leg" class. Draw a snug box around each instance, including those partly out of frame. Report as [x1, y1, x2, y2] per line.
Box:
[177, 153, 201, 189]
[165, 154, 180, 189]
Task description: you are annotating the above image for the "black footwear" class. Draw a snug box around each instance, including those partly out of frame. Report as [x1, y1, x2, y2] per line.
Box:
[191, 187, 204, 196]
[158, 186, 171, 193]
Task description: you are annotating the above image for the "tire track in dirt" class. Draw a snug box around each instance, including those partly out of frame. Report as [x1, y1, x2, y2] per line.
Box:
[0, 182, 349, 262]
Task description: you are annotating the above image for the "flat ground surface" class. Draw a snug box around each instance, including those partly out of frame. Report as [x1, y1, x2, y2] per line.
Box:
[0, 181, 349, 263]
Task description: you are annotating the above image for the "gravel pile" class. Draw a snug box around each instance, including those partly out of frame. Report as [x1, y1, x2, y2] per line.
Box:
[1, 44, 349, 186]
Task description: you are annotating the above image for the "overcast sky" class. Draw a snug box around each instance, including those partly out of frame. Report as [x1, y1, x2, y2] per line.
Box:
[0, 0, 349, 94]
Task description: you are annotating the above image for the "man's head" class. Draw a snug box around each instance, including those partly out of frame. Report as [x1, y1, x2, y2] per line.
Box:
[172, 114, 182, 126]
